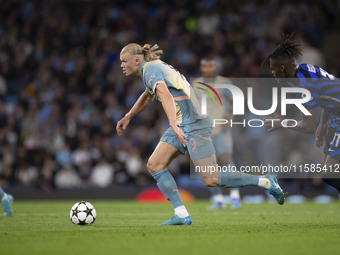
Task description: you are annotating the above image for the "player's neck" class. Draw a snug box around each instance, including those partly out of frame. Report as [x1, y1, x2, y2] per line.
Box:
[288, 66, 298, 78]
[286, 63, 298, 78]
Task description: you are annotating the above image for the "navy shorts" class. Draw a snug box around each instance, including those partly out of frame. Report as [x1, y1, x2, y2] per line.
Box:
[325, 127, 340, 161]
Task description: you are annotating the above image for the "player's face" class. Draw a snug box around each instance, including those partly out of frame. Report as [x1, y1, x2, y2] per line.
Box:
[200, 60, 217, 78]
[269, 59, 287, 79]
[120, 53, 141, 76]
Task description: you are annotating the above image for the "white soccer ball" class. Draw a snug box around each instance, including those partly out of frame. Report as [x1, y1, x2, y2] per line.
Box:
[70, 201, 97, 225]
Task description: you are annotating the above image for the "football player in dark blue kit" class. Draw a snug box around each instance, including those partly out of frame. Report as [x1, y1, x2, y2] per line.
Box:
[263, 33, 340, 193]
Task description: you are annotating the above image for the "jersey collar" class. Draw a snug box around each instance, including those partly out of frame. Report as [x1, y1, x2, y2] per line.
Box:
[292, 64, 300, 78]
[139, 60, 147, 76]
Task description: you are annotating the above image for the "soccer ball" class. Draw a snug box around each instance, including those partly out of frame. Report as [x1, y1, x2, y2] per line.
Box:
[70, 201, 97, 225]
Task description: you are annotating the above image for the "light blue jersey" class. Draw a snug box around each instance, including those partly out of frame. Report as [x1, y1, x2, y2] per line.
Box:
[140, 60, 204, 125]
[139, 60, 215, 160]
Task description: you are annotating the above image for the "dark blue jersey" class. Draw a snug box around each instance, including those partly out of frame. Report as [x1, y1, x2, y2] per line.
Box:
[294, 64, 339, 113]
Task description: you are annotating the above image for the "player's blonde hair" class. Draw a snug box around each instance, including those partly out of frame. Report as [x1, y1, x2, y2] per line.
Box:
[121, 43, 163, 62]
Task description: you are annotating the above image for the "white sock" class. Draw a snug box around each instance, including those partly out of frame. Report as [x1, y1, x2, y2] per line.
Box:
[174, 205, 189, 218]
[214, 194, 224, 203]
[1, 193, 8, 202]
[230, 189, 240, 199]
[258, 177, 271, 189]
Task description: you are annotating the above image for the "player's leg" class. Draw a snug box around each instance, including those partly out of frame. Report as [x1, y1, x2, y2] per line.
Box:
[201, 126, 242, 209]
[322, 155, 340, 193]
[148, 139, 191, 225]
[207, 187, 225, 209]
[191, 154, 284, 205]
[322, 127, 340, 194]
[207, 152, 240, 210]
[0, 186, 13, 216]
[188, 121, 284, 204]
[230, 187, 241, 209]
[208, 133, 228, 210]
[219, 130, 242, 209]
[219, 152, 241, 210]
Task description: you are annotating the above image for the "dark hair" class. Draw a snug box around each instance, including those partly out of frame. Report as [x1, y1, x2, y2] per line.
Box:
[201, 55, 216, 62]
[262, 33, 302, 68]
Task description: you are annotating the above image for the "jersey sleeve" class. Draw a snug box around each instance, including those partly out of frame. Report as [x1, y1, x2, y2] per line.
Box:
[143, 65, 165, 94]
[296, 81, 319, 110]
[295, 92, 318, 109]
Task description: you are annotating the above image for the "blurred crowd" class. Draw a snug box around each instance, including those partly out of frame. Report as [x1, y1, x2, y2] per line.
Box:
[0, 0, 339, 193]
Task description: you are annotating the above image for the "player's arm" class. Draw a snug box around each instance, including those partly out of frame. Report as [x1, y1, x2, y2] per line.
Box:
[315, 109, 330, 147]
[264, 109, 316, 134]
[116, 88, 154, 136]
[155, 82, 187, 147]
[125, 88, 154, 119]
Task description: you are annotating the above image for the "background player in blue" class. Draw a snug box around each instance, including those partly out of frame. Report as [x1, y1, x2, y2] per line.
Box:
[0, 186, 13, 216]
[193, 56, 241, 210]
[117, 43, 284, 225]
[262, 33, 340, 194]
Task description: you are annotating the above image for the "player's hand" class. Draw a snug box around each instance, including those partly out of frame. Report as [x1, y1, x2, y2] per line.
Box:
[171, 125, 187, 147]
[315, 123, 326, 148]
[116, 115, 131, 136]
[263, 112, 284, 132]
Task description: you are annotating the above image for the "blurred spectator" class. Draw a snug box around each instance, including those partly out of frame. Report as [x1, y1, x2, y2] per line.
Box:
[55, 165, 81, 188]
[90, 158, 115, 187]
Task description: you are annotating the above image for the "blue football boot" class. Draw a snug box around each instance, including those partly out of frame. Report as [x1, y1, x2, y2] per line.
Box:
[2, 194, 13, 216]
[266, 174, 284, 205]
[159, 215, 192, 226]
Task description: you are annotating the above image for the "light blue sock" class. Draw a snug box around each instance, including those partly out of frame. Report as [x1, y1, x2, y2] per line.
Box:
[151, 169, 184, 209]
[209, 187, 222, 196]
[0, 186, 5, 200]
[228, 163, 241, 193]
[218, 170, 259, 188]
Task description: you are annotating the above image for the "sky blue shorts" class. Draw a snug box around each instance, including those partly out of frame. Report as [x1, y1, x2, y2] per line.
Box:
[160, 117, 216, 160]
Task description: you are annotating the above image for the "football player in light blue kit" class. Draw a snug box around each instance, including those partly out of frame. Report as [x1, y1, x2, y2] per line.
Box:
[0, 186, 13, 216]
[193, 56, 241, 210]
[117, 43, 284, 225]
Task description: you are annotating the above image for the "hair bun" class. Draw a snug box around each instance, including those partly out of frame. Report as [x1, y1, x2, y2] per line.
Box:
[142, 44, 150, 51]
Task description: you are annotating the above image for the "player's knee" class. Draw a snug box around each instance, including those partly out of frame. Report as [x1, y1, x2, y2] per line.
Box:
[147, 159, 161, 174]
[202, 178, 219, 187]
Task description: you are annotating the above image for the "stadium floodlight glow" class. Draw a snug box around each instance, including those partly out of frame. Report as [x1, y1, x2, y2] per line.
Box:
[200, 84, 312, 116]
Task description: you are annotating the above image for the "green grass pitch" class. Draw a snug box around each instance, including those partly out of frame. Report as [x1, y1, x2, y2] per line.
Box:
[1, 200, 340, 255]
